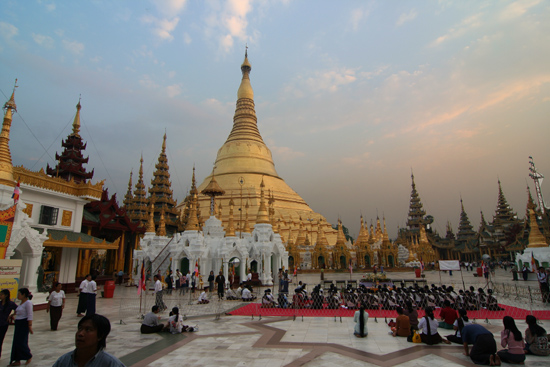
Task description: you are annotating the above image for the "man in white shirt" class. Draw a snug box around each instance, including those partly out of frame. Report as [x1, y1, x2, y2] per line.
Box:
[154, 275, 166, 311]
[246, 272, 252, 283]
[76, 274, 90, 317]
[198, 288, 209, 304]
[86, 275, 97, 316]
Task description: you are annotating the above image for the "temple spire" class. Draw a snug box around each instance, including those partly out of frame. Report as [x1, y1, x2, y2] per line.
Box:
[123, 170, 133, 208]
[256, 177, 270, 224]
[0, 79, 17, 187]
[127, 155, 149, 227]
[71, 96, 81, 137]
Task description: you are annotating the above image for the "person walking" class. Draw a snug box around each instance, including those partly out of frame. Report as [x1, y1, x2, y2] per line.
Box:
[154, 274, 166, 311]
[76, 274, 90, 317]
[8, 288, 33, 366]
[215, 271, 226, 300]
[166, 270, 173, 295]
[47, 282, 66, 331]
[208, 271, 215, 293]
[0, 289, 17, 359]
[522, 264, 529, 281]
[86, 275, 98, 316]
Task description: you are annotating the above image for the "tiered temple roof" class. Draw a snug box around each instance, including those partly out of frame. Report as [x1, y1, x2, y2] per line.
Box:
[126, 156, 148, 227]
[46, 100, 94, 183]
[406, 173, 426, 232]
[148, 134, 179, 235]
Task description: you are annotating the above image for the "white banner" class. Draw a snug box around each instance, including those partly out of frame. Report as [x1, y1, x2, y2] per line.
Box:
[439, 260, 460, 271]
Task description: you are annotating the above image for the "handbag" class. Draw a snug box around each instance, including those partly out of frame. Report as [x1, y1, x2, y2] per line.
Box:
[412, 330, 422, 343]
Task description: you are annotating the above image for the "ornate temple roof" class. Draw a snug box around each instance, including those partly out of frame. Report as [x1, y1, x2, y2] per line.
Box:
[0, 81, 17, 187]
[46, 100, 94, 183]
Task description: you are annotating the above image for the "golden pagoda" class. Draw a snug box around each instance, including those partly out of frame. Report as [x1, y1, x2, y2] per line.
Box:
[194, 50, 336, 244]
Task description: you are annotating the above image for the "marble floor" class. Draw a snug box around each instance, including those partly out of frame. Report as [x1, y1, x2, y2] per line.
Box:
[2, 268, 549, 366]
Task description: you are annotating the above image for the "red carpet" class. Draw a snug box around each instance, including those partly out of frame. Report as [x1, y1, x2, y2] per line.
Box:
[229, 303, 550, 320]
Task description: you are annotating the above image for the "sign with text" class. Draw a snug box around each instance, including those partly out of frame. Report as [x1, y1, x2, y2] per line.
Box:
[0, 259, 23, 299]
[439, 260, 461, 271]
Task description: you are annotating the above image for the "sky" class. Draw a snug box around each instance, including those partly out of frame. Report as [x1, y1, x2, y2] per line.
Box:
[1, 0, 549, 240]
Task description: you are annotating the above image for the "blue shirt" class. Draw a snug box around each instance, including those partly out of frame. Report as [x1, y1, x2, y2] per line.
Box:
[53, 349, 126, 367]
[461, 323, 492, 344]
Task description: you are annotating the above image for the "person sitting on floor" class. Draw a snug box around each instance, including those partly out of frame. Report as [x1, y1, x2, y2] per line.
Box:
[446, 308, 470, 344]
[198, 288, 210, 304]
[140, 305, 166, 334]
[353, 305, 368, 338]
[497, 316, 525, 365]
[418, 307, 451, 345]
[391, 307, 410, 337]
[277, 292, 289, 308]
[439, 300, 458, 330]
[225, 287, 239, 300]
[524, 315, 550, 356]
[242, 285, 255, 302]
[261, 289, 277, 308]
[486, 289, 505, 311]
[291, 288, 306, 309]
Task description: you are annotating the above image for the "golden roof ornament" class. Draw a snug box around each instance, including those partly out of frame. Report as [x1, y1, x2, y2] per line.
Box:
[201, 171, 225, 216]
[71, 96, 82, 137]
[185, 192, 200, 231]
[226, 195, 236, 236]
[146, 198, 156, 233]
[0, 79, 18, 187]
[256, 177, 270, 224]
[157, 207, 167, 236]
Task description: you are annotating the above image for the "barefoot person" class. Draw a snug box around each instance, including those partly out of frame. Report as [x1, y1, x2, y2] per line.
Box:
[53, 314, 125, 366]
[0, 289, 17, 359]
[461, 323, 499, 365]
[8, 288, 33, 366]
[497, 316, 525, 364]
[47, 282, 66, 331]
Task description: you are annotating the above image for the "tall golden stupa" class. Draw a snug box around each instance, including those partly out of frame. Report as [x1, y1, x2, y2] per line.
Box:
[195, 51, 337, 244]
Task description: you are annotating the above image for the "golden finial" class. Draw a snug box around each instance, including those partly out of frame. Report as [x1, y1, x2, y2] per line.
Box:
[0, 79, 18, 187]
[162, 132, 167, 152]
[146, 198, 156, 233]
[256, 176, 269, 224]
[226, 193, 235, 236]
[71, 96, 82, 137]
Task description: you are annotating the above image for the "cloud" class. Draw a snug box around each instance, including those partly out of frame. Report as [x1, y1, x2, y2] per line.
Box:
[350, 8, 367, 31]
[430, 13, 482, 47]
[203, 0, 254, 53]
[341, 152, 371, 167]
[396, 9, 417, 26]
[183, 32, 192, 44]
[166, 84, 182, 98]
[32, 33, 54, 48]
[90, 56, 102, 63]
[62, 39, 84, 55]
[305, 68, 357, 92]
[38, 0, 56, 12]
[142, 15, 180, 41]
[0, 22, 18, 40]
[267, 139, 305, 161]
[156, 0, 187, 16]
[500, 0, 541, 20]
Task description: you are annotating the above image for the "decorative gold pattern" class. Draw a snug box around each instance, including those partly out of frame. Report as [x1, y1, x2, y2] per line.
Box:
[44, 234, 120, 250]
[22, 203, 33, 218]
[13, 166, 104, 199]
[61, 210, 72, 227]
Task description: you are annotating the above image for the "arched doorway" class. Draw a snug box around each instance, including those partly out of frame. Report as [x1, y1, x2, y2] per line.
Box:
[388, 255, 394, 267]
[289, 256, 295, 270]
[365, 255, 370, 267]
[340, 256, 347, 269]
[318, 256, 325, 268]
[229, 257, 241, 286]
[180, 258, 190, 274]
[250, 260, 258, 273]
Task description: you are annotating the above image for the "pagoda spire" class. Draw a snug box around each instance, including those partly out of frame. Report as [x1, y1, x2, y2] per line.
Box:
[71, 97, 81, 137]
[256, 177, 270, 224]
[492, 180, 518, 228]
[127, 155, 149, 227]
[146, 198, 155, 233]
[243, 200, 251, 233]
[526, 186, 548, 248]
[157, 208, 167, 236]
[46, 98, 94, 183]
[184, 191, 200, 231]
[383, 216, 390, 241]
[456, 198, 476, 242]
[226, 195, 236, 236]
[148, 133, 179, 235]
[0, 80, 17, 187]
[406, 171, 426, 231]
[123, 170, 133, 208]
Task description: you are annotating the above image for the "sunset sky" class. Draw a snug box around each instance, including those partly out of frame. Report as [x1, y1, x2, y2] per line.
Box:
[1, 0, 549, 239]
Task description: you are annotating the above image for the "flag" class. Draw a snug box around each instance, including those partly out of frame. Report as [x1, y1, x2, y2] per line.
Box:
[293, 266, 297, 276]
[194, 260, 199, 277]
[12, 182, 20, 204]
[531, 252, 537, 270]
[349, 260, 353, 274]
[138, 260, 146, 295]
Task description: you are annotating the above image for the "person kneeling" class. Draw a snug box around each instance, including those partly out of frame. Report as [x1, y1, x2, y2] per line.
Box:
[141, 306, 166, 334]
[353, 306, 368, 338]
[198, 288, 210, 304]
